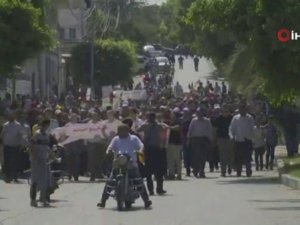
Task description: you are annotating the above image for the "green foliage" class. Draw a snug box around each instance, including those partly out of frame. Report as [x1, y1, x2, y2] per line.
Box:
[86, 2, 180, 48]
[0, 0, 53, 75]
[185, 0, 300, 105]
[156, 0, 195, 47]
[115, 5, 164, 45]
[70, 39, 137, 86]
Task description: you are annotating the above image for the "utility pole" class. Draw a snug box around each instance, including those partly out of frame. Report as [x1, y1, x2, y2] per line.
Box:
[90, 37, 95, 99]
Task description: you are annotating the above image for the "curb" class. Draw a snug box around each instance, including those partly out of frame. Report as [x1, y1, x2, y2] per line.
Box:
[281, 174, 300, 190]
[277, 158, 300, 190]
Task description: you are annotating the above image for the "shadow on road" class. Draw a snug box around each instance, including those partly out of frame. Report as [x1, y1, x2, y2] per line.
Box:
[36, 205, 58, 209]
[152, 193, 174, 197]
[250, 199, 300, 203]
[0, 209, 9, 212]
[216, 177, 280, 185]
[259, 206, 300, 211]
[165, 178, 190, 182]
[100, 205, 152, 212]
[50, 199, 69, 203]
[63, 180, 106, 184]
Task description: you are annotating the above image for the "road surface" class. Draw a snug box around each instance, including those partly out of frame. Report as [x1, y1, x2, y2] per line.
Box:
[173, 56, 217, 92]
[1, 170, 300, 225]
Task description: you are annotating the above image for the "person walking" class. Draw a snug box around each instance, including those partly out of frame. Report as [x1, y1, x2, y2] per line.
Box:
[30, 119, 54, 207]
[212, 105, 234, 177]
[181, 108, 192, 176]
[1, 112, 23, 183]
[221, 82, 227, 97]
[137, 112, 168, 195]
[65, 113, 82, 181]
[178, 55, 184, 69]
[86, 112, 106, 181]
[229, 102, 255, 177]
[166, 109, 183, 180]
[253, 118, 265, 171]
[187, 107, 213, 178]
[193, 56, 200, 72]
[264, 115, 278, 170]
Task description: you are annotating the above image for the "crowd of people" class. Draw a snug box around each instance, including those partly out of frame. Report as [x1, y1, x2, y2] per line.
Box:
[0, 74, 284, 208]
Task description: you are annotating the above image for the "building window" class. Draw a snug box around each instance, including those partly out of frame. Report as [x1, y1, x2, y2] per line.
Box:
[69, 28, 76, 40]
[59, 28, 65, 40]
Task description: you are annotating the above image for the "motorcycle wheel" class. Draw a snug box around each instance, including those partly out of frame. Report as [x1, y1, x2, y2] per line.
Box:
[125, 201, 132, 209]
[116, 180, 125, 211]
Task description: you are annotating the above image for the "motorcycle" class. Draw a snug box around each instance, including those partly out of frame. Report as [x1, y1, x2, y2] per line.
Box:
[106, 153, 145, 211]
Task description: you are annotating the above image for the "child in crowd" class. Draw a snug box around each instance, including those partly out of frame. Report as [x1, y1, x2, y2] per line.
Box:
[253, 118, 266, 171]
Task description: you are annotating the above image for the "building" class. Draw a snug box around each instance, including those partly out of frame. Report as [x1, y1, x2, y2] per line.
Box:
[3, 1, 88, 100]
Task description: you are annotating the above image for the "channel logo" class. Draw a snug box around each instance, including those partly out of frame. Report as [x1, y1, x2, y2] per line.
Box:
[277, 28, 300, 42]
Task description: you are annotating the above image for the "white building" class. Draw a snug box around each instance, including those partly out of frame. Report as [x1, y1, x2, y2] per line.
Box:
[5, 1, 88, 99]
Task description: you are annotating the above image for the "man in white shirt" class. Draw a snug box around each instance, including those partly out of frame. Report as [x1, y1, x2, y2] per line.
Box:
[229, 102, 255, 177]
[1, 112, 23, 182]
[187, 107, 213, 178]
[97, 124, 152, 209]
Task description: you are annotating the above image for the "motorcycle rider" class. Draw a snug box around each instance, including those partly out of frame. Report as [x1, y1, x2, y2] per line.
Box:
[97, 124, 152, 209]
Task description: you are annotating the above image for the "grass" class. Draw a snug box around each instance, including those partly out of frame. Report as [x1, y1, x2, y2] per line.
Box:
[282, 156, 300, 167]
[280, 155, 300, 179]
[289, 170, 300, 179]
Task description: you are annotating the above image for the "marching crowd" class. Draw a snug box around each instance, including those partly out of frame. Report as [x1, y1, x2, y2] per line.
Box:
[0, 76, 284, 208]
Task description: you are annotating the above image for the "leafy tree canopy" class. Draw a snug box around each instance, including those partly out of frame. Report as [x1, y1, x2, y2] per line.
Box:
[0, 0, 53, 75]
[185, 0, 300, 105]
[70, 39, 137, 86]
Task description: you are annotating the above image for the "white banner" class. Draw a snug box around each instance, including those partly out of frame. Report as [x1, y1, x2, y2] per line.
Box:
[114, 90, 147, 101]
[52, 120, 122, 145]
[102, 85, 113, 98]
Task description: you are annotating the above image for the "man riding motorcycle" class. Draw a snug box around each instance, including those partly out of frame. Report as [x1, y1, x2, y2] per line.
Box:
[97, 124, 152, 209]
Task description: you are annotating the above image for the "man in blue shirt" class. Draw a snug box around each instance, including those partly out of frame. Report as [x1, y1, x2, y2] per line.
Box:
[97, 124, 152, 209]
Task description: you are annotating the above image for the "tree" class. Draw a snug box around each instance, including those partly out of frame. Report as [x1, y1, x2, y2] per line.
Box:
[70, 39, 137, 86]
[115, 4, 164, 46]
[185, 0, 300, 105]
[0, 0, 53, 75]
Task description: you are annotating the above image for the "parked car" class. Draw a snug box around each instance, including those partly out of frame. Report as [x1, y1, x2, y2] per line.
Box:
[149, 50, 164, 58]
[143, 45, 155, 53]
[156, 56, 171, 75]
[136, 55, 150, 73]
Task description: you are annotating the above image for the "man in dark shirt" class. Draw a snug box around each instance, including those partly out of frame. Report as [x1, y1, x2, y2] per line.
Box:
[167, 109, 183, 180]
[181, 108, 192, 176]
[137, 112, 168, 195]
[212, 105, 234, 177]
[193, 56, 200, 72]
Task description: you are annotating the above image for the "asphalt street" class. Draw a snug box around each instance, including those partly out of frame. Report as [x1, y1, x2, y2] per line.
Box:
[173, 56, 217, 92]
[1, 170, 300, 225]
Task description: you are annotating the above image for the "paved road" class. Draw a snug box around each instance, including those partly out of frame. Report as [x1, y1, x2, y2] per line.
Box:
[1, 170, 300, 225]
[173, 56, 217, 92]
